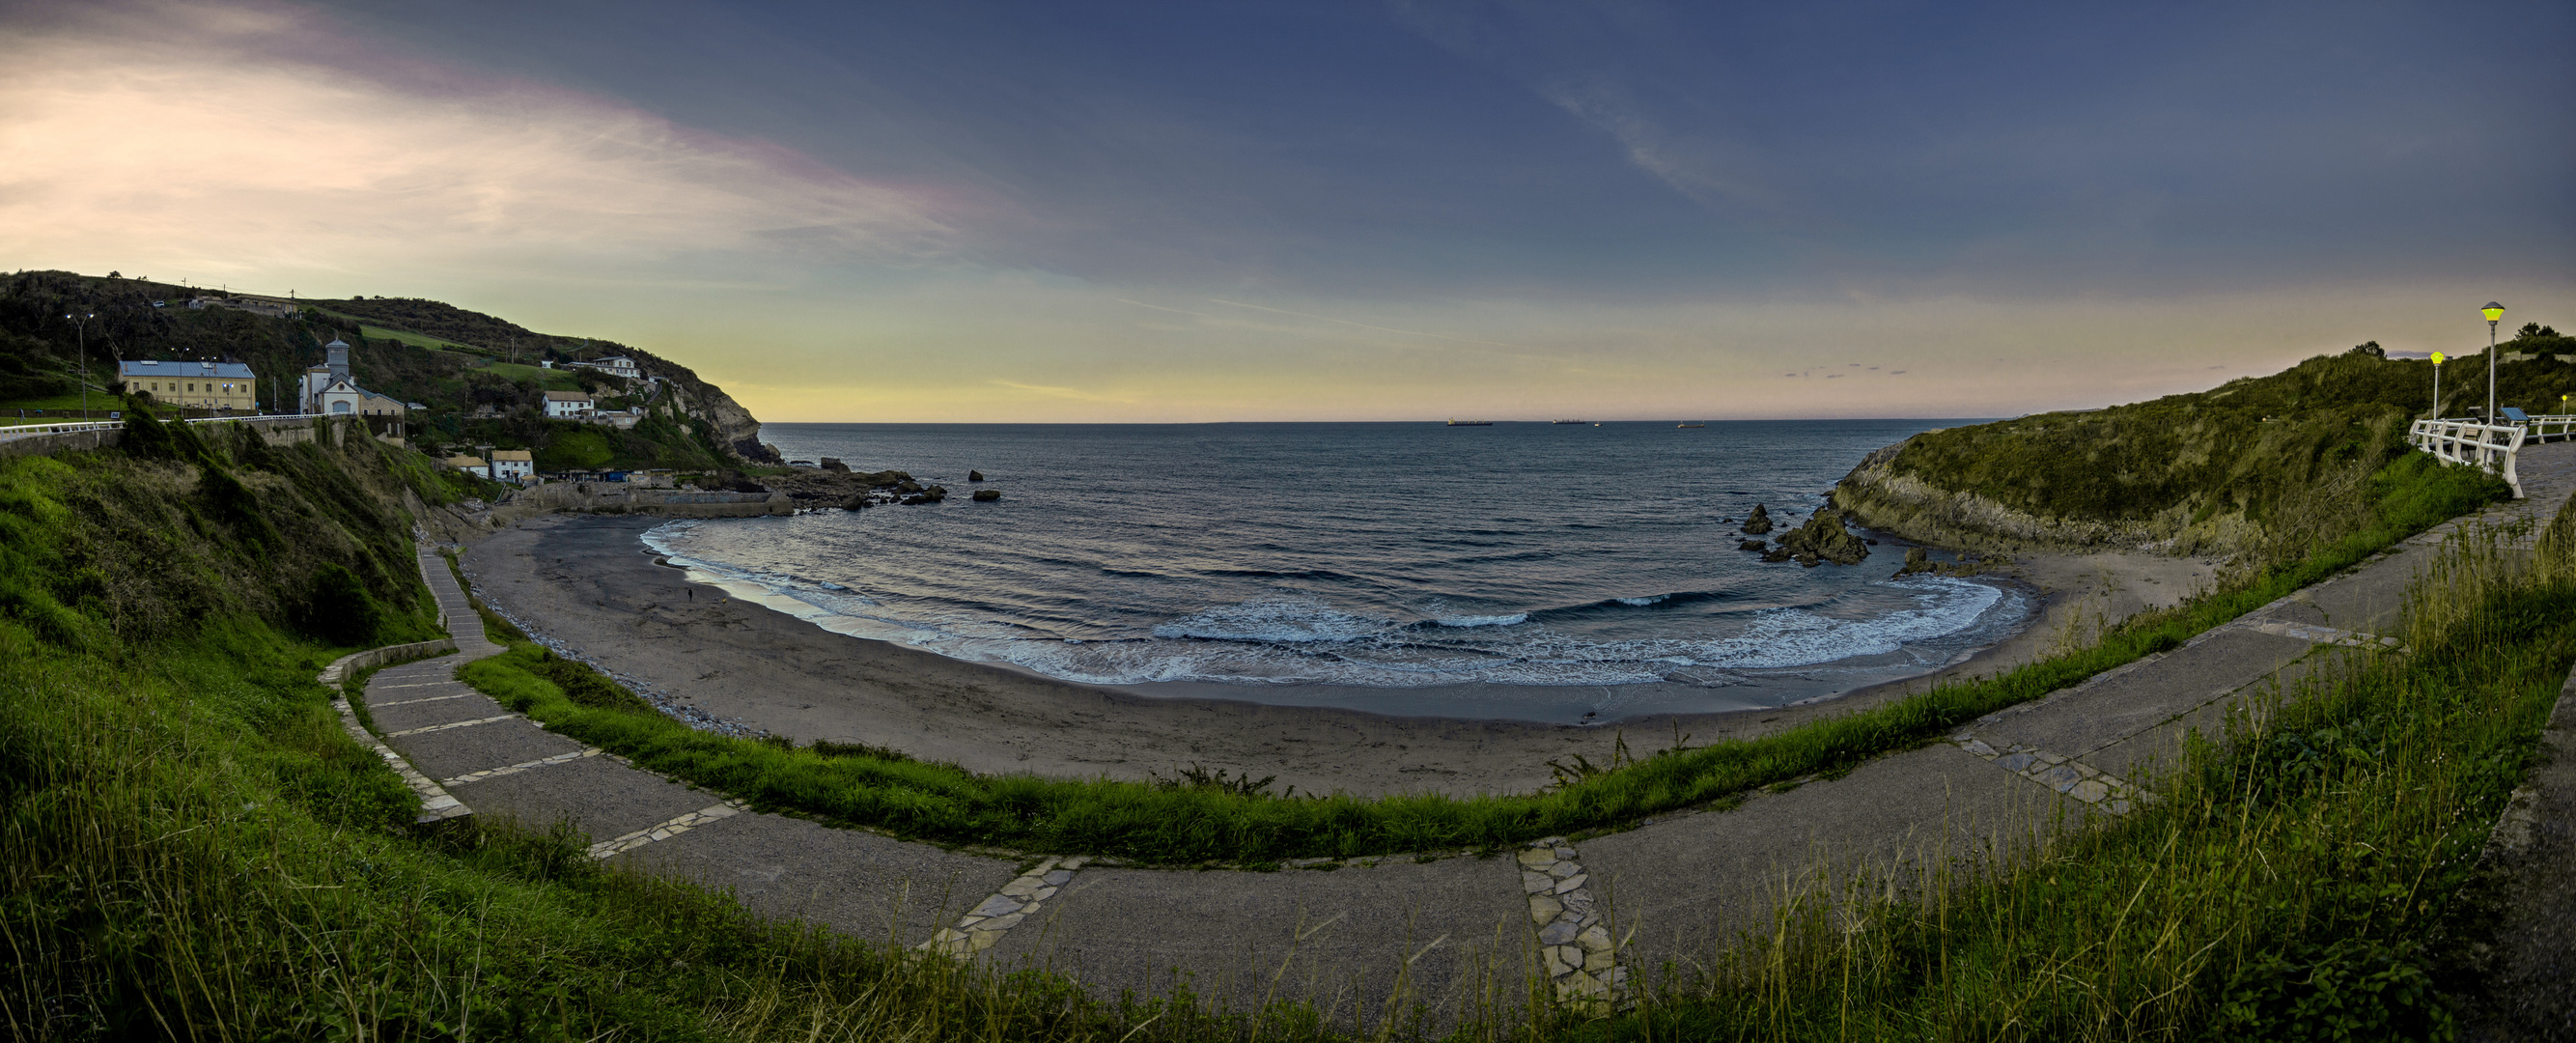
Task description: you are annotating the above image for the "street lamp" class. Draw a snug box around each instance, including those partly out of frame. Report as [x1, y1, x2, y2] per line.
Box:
[63, 313, 95, 418]
[2482, 301, 2505, 424]
[2430, 352, 2445, 418]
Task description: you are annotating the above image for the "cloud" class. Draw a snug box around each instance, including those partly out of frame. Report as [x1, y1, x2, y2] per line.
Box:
[0, 0, 963, 287]
[988, 380, 1134, 404]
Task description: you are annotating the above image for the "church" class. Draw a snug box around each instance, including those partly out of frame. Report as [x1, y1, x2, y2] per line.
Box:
[299, 339, 408, 418]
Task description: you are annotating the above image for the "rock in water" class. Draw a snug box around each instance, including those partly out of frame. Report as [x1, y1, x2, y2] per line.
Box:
[1772, 507, 1870, 565]
[1738, 539, 1768, 551]
[1741, 503, 1775, 535]
[971, 489, 1000, 501]
[968, 469, 985, 482]
[820, 457, 851, 473]
[1898, 546, 1932, 576]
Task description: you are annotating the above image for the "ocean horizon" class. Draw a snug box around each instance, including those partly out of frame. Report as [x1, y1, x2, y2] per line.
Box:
[645, 419, 2029, 722]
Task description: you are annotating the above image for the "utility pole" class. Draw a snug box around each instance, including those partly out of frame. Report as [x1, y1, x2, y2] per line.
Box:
[64, 312, 95, 417]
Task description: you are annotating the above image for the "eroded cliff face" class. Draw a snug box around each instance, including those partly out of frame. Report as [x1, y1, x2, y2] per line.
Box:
[699, 387, 781, 465]
[1834, 437, 2262, 556]
[622, 348, 781, 465]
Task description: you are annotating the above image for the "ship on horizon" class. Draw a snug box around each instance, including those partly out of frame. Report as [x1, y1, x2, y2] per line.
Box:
[1445, 417, 1494, 426]
[1551, 418, 1586, 425]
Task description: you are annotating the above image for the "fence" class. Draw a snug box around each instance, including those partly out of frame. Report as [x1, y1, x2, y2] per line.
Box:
[2524, 413, 2576, 444]
[2410, 418, 2526, 498]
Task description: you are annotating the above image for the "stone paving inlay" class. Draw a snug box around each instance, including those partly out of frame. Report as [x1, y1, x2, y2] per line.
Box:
[1518, 838, 1626, 1003]
[925, 855, 1087, 955]
[586, 801, 747, 860]
[383, 714, 519, 739]
[442, 747, 605, 787]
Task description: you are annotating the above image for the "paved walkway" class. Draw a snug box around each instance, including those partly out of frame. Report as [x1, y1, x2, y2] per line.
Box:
[367, 442, 2576, 1023]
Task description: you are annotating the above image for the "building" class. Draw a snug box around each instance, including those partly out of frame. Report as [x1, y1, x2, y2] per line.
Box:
[590, 356, 640, 381]
[121, 359, 256, 411]
[299, 339, 407, 418]
[490, 449, 536, 483]
[543, 389, 594, 418]
[443, 454, 490, 480]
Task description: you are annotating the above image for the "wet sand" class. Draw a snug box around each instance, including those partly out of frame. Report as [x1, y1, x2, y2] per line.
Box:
[460, 514, 2213, 799]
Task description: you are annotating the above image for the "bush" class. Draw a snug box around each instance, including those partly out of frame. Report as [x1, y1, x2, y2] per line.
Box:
[299, 563, 385, 648]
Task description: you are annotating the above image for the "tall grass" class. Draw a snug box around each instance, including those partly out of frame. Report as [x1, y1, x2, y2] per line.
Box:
[449, 455, 2507, 866]
[1563, 498, 2576, 1041]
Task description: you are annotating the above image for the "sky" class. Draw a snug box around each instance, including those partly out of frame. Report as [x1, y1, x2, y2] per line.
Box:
[2, 0, 2569, 422]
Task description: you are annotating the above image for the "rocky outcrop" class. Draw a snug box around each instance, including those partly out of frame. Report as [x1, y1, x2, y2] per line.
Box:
[1834, 437, 2260, 554]
[968, 470, 985, 482]
[1771, 507, 1871, 566]
[821, 458, 851, 473]
[1741, 504, 1774, 535]
[758, 467, 916, 510]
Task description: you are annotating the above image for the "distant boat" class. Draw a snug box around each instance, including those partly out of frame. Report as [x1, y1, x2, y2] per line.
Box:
[1551, 418, 1587, 425]
[1446, 418, 1493, 427]
[1676, 422, 1705, 429]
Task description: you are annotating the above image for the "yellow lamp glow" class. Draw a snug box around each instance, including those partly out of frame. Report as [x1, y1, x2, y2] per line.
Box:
[2431, 352, 2445, 364]
[2482, 302, 2506, 323]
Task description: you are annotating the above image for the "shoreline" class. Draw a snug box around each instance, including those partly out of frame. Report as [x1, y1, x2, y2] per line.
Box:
[461, 514, 2212, 798]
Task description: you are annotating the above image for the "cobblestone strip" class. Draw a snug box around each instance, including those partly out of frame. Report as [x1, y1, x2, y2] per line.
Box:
[1952, 734, 2150, 813]
[923, 856, 1087, 955]
[375, 691, 475, 709]
[1518, 838, 1625, 1003]
[2248, 619, 2404, 650]
[376, 680, 472, 691]
[585, 801, 746, 860]
[382, 715, 518, 739]
[442, 747, 604, 787]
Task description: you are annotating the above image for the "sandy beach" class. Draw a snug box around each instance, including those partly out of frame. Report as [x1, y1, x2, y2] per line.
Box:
[460, 514, 2215, 799]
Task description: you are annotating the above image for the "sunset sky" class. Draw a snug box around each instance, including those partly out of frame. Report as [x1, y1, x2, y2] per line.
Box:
[3, 1, 2569, 422]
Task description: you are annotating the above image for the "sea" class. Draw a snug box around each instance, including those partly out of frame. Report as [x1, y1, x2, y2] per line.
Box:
[640, 420, 2031, 723]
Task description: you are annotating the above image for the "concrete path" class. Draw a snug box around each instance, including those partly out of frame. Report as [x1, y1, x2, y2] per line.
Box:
[368, 442, 2575, 1024]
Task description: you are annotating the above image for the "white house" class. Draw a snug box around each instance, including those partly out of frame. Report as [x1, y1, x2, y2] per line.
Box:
[490, 449, 536, 483]
[543, 390, 594, 418]
[573, 356, 640, 381]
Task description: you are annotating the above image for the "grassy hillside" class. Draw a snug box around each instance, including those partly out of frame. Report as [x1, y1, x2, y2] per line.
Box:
[0, 404, 1347, 1041]
[0, 270, 776, 470]
[1837, 347, 2568, 559]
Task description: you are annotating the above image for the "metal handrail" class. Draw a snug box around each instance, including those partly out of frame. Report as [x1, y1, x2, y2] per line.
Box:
[2522, 413, 2576, 443]
[0, 412, 324, 438]
[2409, 418, 2526, 497]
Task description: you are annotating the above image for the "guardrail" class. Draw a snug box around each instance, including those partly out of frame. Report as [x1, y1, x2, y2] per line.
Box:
[2525, 413, 2576, 444]
[0, 412, 322, 439]
[2410, 418, 2526, 498]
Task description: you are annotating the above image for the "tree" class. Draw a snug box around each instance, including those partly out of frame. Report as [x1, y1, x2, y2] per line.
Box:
[2347, 341, 2384, 358]
[2514, 322, 2559, 340]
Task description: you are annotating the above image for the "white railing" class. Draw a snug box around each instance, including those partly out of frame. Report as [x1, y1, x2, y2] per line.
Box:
[2523, 413, 2576, 443]
[0, 412, 324, 441]
[2410, 419, 2526, 497]
[0, 420, 122, 438]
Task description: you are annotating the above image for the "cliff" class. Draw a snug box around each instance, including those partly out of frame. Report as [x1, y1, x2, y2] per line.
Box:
[1834, 348, 2561, 560]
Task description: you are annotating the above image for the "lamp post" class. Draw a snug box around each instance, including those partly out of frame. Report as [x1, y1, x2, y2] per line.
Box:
[2482, 302, 2505, 424]
[2430, 352, 2445, 419]
[63, 313, 95, 418]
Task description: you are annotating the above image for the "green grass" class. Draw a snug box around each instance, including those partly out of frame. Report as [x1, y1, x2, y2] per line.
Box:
[479, 360, 586, 389]
[446, 451, 2509, 867]
[1565, 495, 2576, 1042]
[358, 323, 483, 353]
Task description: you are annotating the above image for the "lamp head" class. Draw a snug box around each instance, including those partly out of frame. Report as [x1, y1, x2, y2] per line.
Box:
[2431, 352, 2445, 364]
[2482, 302, 2506, 324]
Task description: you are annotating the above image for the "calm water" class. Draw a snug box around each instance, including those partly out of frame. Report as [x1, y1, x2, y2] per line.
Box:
[642, 421, 2027, 721]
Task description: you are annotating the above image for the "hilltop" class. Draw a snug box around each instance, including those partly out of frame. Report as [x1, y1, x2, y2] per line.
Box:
[0, 270, 782, 471]
[1835, 342, 2574, 559]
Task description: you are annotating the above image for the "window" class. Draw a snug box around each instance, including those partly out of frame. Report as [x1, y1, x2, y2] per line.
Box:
[331, 401, 350, 413]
